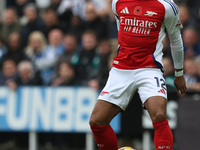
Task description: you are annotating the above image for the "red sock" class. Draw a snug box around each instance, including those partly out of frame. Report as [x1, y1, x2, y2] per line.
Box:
[90, 124, 118, 150]
[153, 119, 173, 150]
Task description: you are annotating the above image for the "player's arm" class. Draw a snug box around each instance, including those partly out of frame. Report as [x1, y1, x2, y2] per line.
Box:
[164, 2, 187, 94]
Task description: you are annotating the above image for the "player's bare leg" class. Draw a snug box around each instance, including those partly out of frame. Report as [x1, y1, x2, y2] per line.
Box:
[90, 100, 122, 126]
[89, 100, 122, 150]
[144, 96, 173, 150]
[144, 96, 167, 122]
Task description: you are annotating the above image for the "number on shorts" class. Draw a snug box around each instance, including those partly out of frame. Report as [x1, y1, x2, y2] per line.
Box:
[154, 77, 166, 90]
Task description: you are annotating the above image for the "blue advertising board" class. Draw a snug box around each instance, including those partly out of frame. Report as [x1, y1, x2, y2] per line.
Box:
[0, 87, 121, 133]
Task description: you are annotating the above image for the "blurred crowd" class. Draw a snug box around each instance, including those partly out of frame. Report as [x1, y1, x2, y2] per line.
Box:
[0, 0, 199, 92]
[0, 0, 118, 91]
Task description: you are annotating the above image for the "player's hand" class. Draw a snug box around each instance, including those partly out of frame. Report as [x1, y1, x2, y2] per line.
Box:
[174, 75, 187, 94]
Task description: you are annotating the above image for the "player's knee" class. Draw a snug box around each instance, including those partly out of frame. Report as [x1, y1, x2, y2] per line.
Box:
[89, 119, 103, 126]
[89, 117, 96, 126]
[89, 116, 104, 126]
[153, 113, 166, 122]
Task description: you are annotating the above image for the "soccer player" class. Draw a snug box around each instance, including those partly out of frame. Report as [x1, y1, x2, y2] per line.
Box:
[89, 0, 187, 150]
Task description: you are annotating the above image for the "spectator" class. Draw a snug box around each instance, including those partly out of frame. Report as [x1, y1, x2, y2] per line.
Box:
[183, 27, 200, 59]
[6, 0, 35, 7]
[5, 32, 27, 64]
[163, 57, 174, 78]
[185, 56, 200, 92]
[15, 0, 29, 17]
[56, 0, 73, 15]
[67, 15, 83, 40]
[42, 7, 61, 37]
[6, 0, 17, 7]
[21, 3, 46, 45]
[58, 33, 80, 64]
[179, 0, 200, 27]
[0, 36, 8, 67]
[184, 59, 199, 91]
[73, 30, 100, 88]
[36, 29, 65, 84]
[72, 0, 106, 21]
[55, 0, 73, 33]
[162, 36, 172, 58]
[0, 59, 17, 85]
[24, 31, 47, 71]
[7, 61, 43, 90]
[48, 0, 73, 33]
[49, 0, 62, 12]
[163, 57, 176, 90]
[51, 61, 76, 86]
[178, 4, 192, 29]
[0, 7, 22, 43]
[35, 0, 51, 9]
[82, 2, 108, 39]
[52, 0, 83, 37]
[96, 39, 112, 89]
[195, 56, 200, 81]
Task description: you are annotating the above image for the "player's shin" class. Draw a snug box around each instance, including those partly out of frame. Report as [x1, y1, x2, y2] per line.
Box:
[153, 119, 173, 150]
[90, 124, 118, 150]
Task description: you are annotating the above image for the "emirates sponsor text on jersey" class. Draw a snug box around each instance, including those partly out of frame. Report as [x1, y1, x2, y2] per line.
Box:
[120, 16, 158, 35]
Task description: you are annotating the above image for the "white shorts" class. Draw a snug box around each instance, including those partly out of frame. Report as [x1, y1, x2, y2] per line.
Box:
[98, 67, 167, 111]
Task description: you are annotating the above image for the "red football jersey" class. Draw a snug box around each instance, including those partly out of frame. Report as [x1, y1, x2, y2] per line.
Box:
[112, 0, 183, 70]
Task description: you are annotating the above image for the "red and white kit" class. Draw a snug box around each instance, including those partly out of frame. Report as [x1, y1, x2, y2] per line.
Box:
[112, 0, 183, 70]
[98, 0, 184, 109]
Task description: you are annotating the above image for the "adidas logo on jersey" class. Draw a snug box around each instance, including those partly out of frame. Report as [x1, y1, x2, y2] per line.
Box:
[121, 7, 129, 14]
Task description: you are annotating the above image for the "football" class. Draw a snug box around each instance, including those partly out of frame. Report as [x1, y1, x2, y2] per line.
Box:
[118, 147, 136, 150]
